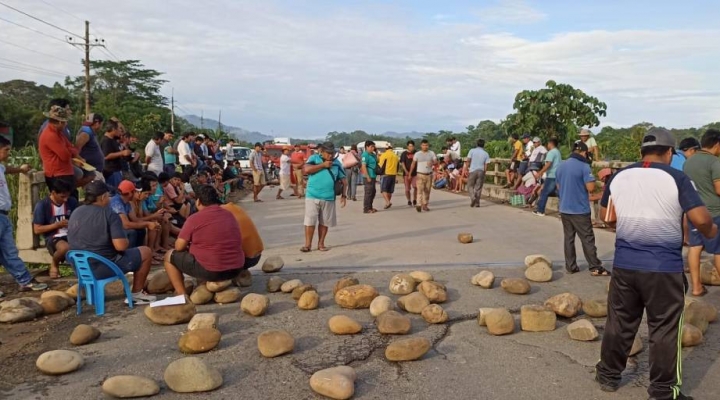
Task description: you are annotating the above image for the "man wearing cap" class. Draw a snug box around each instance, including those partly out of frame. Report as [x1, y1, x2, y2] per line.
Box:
[533, 138, 562, 217]
[277, 146, 292, 200]
[250, 142, 266, 202]
[596, 127, 717, 399]
[101, 119, 131, 189]
[110, 180, 160, 248]
[76, 113, 105, 180]
[504, 133, 523, 188]
[555, 141, 607, 275]
[144, 132, 165, 176]
[579, 129, 600, 162]
[517, 134, 533, 178]
[683, 129, 720, 297]
[517, 136, 547, 189]
[68, 180, 156, 305]
[301, 141, 346, 252]
[39, 104, 81, 191]
[671, 137, 700, 171]
[465, 138, 490, 208]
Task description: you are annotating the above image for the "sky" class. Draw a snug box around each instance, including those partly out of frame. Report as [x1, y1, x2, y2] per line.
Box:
[1, 0, 719, 138]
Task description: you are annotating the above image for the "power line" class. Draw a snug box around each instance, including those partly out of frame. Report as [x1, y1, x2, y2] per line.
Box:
[0, 38, 79, 65]
[0, 16, 71, 45]
[0, 1, 83, 38]
[0, 56, 70, 77]
[36, 0, 83, 22]
[104, 47, 123, 62]
[0, 62, 67, 78]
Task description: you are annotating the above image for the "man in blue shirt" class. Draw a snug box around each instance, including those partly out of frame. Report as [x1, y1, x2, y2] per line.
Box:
[360, 141, 378, 214]
[670, 137, 700, 171]
[596, 128, 717, 399]
[301, 142, 346, 252]
[533, 138, 562, 216]
[465, 138, 490, 208]
[555, 141, 605, 275]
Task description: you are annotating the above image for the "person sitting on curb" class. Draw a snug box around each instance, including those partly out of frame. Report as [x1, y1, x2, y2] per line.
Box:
[163, 185, 246, 294]
[67, 180, 156, 304]
[32, 178, 78, 279]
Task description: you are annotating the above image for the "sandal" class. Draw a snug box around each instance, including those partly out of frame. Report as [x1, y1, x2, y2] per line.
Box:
[300, 246, 311, 253]
[692, 286, 708, 297]
[318, 246, 330, 252]
[276, 196, 284, 200]
[590, 268, 611, 277]
[566, 266, 580, 274]
[593, 222, 608, 229]
[384, 203, 392, 209]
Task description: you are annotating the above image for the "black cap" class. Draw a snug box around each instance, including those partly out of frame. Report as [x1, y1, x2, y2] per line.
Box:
[678, 137, 700, 151]
[573, 140, 589, 152]
[319, 141, 335, 153]
[522, 133, 530, 139]
[84, 180, 109, 197]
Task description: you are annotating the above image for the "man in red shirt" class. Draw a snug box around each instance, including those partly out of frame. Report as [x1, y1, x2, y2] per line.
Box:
[291, 144, 307, 198]
[163, 185, 245, 294]
[38, 104, 82, 190]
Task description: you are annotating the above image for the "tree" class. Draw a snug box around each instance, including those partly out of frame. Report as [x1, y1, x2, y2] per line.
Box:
[504, 80, 607, 145]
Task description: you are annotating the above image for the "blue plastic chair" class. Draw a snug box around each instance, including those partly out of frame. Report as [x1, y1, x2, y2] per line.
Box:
[66, 250, 134, 316]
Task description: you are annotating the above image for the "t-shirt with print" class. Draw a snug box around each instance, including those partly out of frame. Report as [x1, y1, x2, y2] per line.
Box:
[33, 196, 79, 240]
[601, 162, 704, 273]
[414, 151, 436, 175]
[179, 205, 244, 271]
[683, 150, 720, 217]
[361, 151, 378, 179]
[400, 150, 416, 176]
[556, 155, 595, 215]
[68, 204, 127, 260]
[110, 195, 131, 217]
[0, 164, 10, 212]
[378, 150, 399, 176]
[100, 135, 122, 173]
[513, 140, 523, 161]
[545, 148, 562, 179]
[466, 147, 490, 173]
[280, 154, 291, 176]
[305, 154, 346, 201]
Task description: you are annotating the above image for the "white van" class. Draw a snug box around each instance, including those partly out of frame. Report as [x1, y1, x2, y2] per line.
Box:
[357, 140, 393, 154]
[226, 146, 251, 169]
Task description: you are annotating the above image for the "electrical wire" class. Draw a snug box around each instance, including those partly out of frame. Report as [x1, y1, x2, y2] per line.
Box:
[0, 1, 83, 38]
[103, 47, 123, 62]
[0, 62, 67, 78]
[0, 56, 70, 77]
[36, 0, 84, 21]
[0, 16, 71, 45]
[0, 38, 79, 65]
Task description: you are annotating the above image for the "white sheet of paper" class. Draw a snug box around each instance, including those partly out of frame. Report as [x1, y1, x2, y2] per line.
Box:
[149, 295, 186, 308]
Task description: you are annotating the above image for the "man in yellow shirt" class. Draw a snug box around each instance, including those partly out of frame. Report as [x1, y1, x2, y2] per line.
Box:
[379, 146, 400, 209]
[505, 133, 523, 188]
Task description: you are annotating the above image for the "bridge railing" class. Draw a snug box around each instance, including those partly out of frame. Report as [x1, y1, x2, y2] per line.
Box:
[485, 158, 634, 187]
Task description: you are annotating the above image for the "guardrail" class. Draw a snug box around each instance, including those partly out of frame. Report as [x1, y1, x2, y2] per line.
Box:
[16, 171, 53, 264]
[485, 158, 633, 186]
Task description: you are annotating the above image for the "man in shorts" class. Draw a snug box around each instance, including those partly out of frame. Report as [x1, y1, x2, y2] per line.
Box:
[301, 142, 347, 252]
[400, 140, 417, 207]
[163, 186, 246, 293]
[33, 178, 78, 279]
[277, 147, 292, 200]
[379, 144, 399, 209]
[68, 180, 156, 304]
[249, 142, 266, 202]
[505, 133, 523, 188]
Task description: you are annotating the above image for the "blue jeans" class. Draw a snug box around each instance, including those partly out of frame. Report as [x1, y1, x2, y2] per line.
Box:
[125, 229, 146, 248]
[104, 171, 123, 191]
[0, 214, 32, 285]
[536, 178, 557, 214]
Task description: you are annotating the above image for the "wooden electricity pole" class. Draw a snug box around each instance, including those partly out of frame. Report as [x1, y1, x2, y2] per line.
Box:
[67, 21, 105, 117]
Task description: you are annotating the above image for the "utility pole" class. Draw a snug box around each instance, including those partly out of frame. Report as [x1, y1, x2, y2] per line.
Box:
[218, 110, 222, 133]
[170, 88, 175, 133]
[67, 21, 105, 117]
[200, 110, 204, 130]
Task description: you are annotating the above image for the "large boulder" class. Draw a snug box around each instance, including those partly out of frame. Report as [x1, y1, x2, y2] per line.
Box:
[566, 319, 599, 341]
[189, 285, 214, 305]
[397, 292, 430, 314]
[385, 337, 432, 361]
[421, 304, 448, 324]
[471, 271, 495, 289]
[144, 295, 196, 325]
[0, 305, 37, 323]
[69, 324, 101, 346]
[266, 276, 285, 293]
[102, 375, 160, 398]
[36, 350, 84, 375]
[457, 233, 474, 244]
[520, 305, 556, 332]
[500, 278, 531, 295]
[525, 254, 553, 269]
[188, 313, 219, 331]
[178, 328, 221, 354]
[369, 296, 394, 317]
[524, 262, 553, 282]
[261, 256, 284, 273]
[582, 299, 608, 318]
[146, 271, 174, 294]
[685, 298, 718, 323]
[164, 357, 222, 393]
[257, 330, 294, 358]
[388, 274, 417, 295]
[700, 262, 720, 285]
[333, 277, 359, 295]
[681, 324, 703, 347]
[240, 294, 270, 317]
[409, 271, 433, 283]
[485, 309, 515, 336]
[477, 308, 498, 327]
[545, 293, 582, 318]
[291, 284, 316, 301]
[684, 302, 709, 333]
[335, 285, 379, 309]
[65, 284, 85, 300]
[376, 311, 411, 335]
[40, 295, 72, 315]
[214, 287, 243, 304]
[309, 366, 356, 400]
[41, 290, 75, 304]
[417, 281, 447, 303]
[206, 280, 232, 293]
[281, 279, 303, 293]
[328, 315, 362, 335]
[298, 291, 320, 310]
[233, 270, 253, 287]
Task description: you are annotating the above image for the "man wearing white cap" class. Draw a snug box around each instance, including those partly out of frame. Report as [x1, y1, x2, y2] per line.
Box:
[579, 129, 599, 162]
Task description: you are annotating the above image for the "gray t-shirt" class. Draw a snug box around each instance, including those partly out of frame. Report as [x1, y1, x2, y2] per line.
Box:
[0, 164, 10, 211]
[68, 204, 127, 260]
[414, 151, 436, 174]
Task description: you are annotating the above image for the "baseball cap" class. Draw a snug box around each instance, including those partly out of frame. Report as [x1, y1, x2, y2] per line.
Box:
[642, 127, 676, 148]
[678, 137, 700, 151]
[118, 180, 140, 195]
[579, 129, 591, 137]
[84, 180, 109, 197]
[573, 140, 589, 152]
[522, 133, 531, 139]
[532, 136, 541, 143]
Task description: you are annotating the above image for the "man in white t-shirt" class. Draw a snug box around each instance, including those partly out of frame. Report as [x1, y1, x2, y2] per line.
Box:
[277, 147, 292, 200]
[144, 131, 165, 175]
[177, 132, 195, 173]
[579, 129, 600, 162]
[447, 137, 461, 159]
[529, 137, 548, 164]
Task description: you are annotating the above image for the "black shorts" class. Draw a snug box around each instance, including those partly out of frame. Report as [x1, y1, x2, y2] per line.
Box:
[509, 160, 521, 172]
[381, 176, 396, 194]
[244, 254, 262, 269]
[45, 237, 68, 256]
[91, 247, 143, 279]
[170, 250, 242, 281]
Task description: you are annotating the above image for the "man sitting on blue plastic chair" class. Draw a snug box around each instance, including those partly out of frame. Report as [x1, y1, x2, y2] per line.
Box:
[67, 180, 157, 305]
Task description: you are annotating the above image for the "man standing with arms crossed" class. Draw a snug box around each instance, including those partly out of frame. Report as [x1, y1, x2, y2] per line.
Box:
[360, 141, 378, 214]
[250, 142, 266, 202]
[400, 140, 417, 207]
[465, 139, 490, 208]
[410, 139, 437, 213]
[595, 128, 717, 399]
[683, 128, 720, 297]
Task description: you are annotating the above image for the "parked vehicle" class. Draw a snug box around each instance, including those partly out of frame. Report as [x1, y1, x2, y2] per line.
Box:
[225, 146, 251, 169]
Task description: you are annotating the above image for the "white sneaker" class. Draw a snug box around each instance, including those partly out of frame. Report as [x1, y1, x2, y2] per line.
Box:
[125, 291, 157, 305]
[532, 211, 545, 217]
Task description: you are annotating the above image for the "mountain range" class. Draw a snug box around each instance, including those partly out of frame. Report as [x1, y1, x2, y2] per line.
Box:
[182, 115, 276, 144]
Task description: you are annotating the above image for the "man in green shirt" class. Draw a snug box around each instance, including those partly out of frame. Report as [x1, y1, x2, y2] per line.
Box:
[360, 141, 378, 214]
[683, 128, 720, 296]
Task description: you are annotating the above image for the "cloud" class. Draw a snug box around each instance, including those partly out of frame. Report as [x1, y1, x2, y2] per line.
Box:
[0, 0, 718, 137]
[475, 0, 547, 24]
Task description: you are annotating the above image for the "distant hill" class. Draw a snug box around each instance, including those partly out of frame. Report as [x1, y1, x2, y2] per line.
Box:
[381, 131, 425, 139]
[182, 115, 274, 144]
